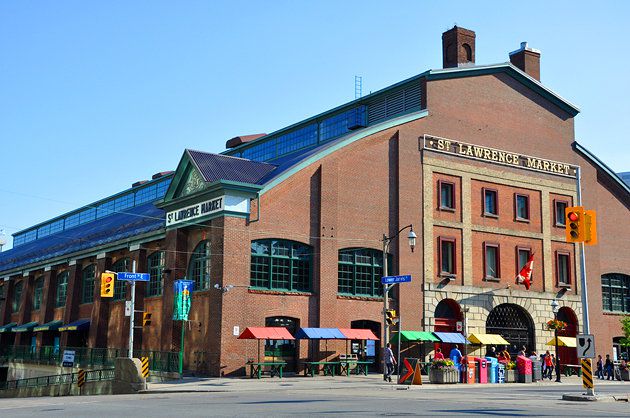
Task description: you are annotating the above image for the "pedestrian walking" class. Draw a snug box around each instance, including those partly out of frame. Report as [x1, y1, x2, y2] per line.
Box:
[605, 354, 613, 380]
[486, 346, 497, 358]
[434, 348, 445, 360]
[544, 351, 553, 380]
[596, 355, 604, 379]
[449, 345, 462, 364]
[383, 342, 396, 383]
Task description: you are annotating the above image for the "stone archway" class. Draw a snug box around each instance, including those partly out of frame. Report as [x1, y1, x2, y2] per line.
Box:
[557, 306, 579, 365]
[486, 303, 535, 353]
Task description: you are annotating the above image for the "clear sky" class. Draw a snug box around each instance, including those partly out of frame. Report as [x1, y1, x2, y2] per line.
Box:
[1, 1, 629, 250]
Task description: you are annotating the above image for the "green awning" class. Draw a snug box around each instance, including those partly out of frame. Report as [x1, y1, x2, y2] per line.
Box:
[391, 330, 440, 343]
[34, 320, 64, 332]
[0, 322, 17, 333]
[13, 321, 39, 333]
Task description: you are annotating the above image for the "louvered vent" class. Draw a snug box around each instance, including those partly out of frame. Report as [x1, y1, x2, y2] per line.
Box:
[367, 82, 422, 124]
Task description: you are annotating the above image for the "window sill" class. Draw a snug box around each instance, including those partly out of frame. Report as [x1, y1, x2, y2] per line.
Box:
[603, 310, 629, 316]
[144, 294, 163, 300]
[554, 223, 566, 228]
[438, 273, 457, 281]
[514, 217, 530, 223]
[438, 206, 456, 213]
[483, 277, 501, 282]
[248, 288, 313, 296]
[337, 294, 383, 301]
[483, 213, 499, 219]
[557, 283, 571, 289]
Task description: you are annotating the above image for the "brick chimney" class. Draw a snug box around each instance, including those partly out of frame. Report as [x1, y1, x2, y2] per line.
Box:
[442, 26, 476, 68]
[509, 42, 541, 81]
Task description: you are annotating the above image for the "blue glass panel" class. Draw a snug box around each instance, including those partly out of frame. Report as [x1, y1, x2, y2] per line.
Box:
[37, 224, 51, 239]
[78, 208, 96, 224]
[49, 219, 64, 234]
[135, 184, 157, 205]
[65, 213, 81, 229]
[97, 200, 115, 218]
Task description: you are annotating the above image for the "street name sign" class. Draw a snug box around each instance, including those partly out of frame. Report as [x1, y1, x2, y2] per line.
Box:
[381, 275, 412, 284]
[118, 272, 150, 282]
[577, 334, 595, 358]
[62, 350, 75, 368]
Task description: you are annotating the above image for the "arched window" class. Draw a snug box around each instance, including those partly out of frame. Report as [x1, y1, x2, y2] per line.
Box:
[462, 43, 472, 61]
[188, 241, 210, 291]
[250, 239, 311, 292]
[81, 265, 95, 304]
[111, 258, 130, 300]
[12, 280, 23, 312]
[55, 271, 69, 308]
[32, 276, 44, 310]
[486, 303, 535, 352]
[338, 248, 384, 297]
[601, 273, 630, 313]
[147, 251, 165, 297]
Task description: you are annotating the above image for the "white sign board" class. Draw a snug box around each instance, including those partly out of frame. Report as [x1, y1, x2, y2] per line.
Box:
[577, 334, 595, 358]
[166, 197, 224, 227]
[62, 350, 75, 368]
[233, 326, 240, 336]
[125, 300, 132, 317]
[456, 321, 463, 332]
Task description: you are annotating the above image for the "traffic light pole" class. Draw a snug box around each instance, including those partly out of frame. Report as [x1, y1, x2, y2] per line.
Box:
[128, 259, 136, 359]
[576, 166, 594, 396]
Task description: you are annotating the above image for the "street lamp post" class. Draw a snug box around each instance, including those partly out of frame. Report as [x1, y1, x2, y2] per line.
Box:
[382, 225, 416, 379]
[551, 299, 561, 383]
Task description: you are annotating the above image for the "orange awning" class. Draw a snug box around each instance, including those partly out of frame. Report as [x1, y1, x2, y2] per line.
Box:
[338, 328, 380, 340]
[238, 327, 295, 340]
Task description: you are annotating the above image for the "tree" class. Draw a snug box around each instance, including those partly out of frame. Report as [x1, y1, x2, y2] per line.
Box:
[620, 316, 630, 347]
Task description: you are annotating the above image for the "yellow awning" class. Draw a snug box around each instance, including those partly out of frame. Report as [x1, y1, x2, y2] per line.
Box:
[468, 333, 510, 345]
[547, 336, 576, 347]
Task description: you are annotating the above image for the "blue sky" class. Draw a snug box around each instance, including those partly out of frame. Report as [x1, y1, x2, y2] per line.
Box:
[1, 1, 629, 249]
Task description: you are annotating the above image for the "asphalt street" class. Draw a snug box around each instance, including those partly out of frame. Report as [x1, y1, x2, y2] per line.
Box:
[1, 381, 629, 417]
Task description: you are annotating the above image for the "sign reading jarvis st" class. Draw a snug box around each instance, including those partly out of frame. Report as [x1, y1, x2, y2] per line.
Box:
[166, 196, 224, 227]
[423, 134, 578, 178]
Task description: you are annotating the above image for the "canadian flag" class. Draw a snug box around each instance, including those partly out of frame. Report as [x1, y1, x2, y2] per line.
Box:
[515, 253, 534, 290]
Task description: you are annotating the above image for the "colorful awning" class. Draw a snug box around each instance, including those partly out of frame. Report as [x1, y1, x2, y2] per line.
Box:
[391, 331, 439, 343]
[0, 322, 17, 333]
[34, 320, 64, 332]
[338, 328, 380, 340]
[467, 333, 510, 345]
[238, 327, 295, 340]
[433, 332, 468, 344]
[59, 319, 90, 332]
[547, 336, 577, 347]
[12, 321, 39, 333]
[295, 328, 345, 339]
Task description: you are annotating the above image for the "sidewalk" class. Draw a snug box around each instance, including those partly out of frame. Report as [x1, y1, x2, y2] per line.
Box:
[141, 373, 626, 394]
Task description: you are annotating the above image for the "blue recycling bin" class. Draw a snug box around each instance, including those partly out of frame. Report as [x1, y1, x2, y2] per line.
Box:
[486, 357, 498, 383]
[497, 363, 506, 384]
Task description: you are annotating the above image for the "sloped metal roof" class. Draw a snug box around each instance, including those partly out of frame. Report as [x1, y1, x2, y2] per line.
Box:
[187, 150, 276, 184]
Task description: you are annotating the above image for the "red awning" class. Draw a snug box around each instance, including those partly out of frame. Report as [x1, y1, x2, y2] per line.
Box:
[238, 327, 295, 340]
[338, 328, 379, 340]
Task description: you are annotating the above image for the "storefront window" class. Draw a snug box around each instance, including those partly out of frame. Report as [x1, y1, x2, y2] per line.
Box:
[250, 240, 311, 292]
[338, 248, 384, 297]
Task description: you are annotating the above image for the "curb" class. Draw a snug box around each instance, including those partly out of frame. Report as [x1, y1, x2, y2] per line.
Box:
[562, 393, 630, 402]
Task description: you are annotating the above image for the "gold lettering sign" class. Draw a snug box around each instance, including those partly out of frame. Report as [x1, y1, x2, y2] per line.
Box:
[423, 135, 577, 178]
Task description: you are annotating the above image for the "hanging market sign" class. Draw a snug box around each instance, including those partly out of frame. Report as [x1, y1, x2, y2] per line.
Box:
[166, 196, 224, 227]
[173, 279, 194, 321]
[423, 135, 578, 178]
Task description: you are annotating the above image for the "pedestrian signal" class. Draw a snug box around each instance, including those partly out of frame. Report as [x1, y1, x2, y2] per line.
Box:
[142, 312, 152, 326]
[100, 273, 115, 298]
[565, 206, 585, 243]
[386, 310, 399, 326]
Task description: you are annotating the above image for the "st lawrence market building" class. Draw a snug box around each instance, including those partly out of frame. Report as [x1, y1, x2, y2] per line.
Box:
[1, 27, 629, 376]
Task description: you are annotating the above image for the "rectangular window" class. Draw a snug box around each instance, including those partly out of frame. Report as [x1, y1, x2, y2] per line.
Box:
[554, 200, 568, 227]
[438, 237, 456, 275]
[483, 188, 498, 216]
[556, 251, 571, 285]
[439, 181, 455, 210]
[602, 274, 630, 313]
[516, 247, 532, 282]
[32, 278, 43, 310]
[484, 243, 500, 280]
[515, 194, 529, 221]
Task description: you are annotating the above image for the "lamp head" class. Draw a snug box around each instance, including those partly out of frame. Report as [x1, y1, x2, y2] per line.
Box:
[407, 228, 417, 253]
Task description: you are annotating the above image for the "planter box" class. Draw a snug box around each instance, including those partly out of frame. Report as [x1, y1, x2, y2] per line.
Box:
[429, 368, 459, 384]
[505, 369, 517, 383]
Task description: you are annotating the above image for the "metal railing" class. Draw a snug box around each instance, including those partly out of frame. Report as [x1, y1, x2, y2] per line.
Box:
[0, 368, 115, 391]
[0, 345, 180, 373]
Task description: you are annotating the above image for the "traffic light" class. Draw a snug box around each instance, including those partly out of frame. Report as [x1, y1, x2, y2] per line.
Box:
[565, 206, 585, 243]
[100, 273, 115, 298]
[142, 312, 152, 326]
[386, 309, 399, 326]
[584, 210, 598, 245]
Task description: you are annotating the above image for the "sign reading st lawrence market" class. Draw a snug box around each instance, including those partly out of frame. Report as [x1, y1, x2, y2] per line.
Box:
[166, 196, 224, 227]
[423, 135, 577, 177]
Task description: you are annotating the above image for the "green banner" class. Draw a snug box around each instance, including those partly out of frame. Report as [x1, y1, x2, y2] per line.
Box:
[173, 280, 193, 321]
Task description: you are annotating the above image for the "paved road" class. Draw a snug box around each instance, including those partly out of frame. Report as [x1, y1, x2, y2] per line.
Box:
[1, 381, 629, 417]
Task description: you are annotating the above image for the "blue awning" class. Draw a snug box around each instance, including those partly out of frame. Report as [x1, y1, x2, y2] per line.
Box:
[59, 319, 90, 332]
[34, 320, 64, 332]
[13, 321, 39, 332]
[433, 332, 468, 344]
[0, 322, 17, 333]
[295, 328, 346, 339]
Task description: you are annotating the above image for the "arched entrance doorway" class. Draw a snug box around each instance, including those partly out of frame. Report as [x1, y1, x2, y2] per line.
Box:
[434, 299, 463, 354]
[265, 316, 299, 372]
[351, 320, 380, 372]
[486, 303, 535, 354]
[557, 307, 579, 365]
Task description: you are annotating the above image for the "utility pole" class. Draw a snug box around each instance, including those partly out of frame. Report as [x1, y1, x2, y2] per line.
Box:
[128, 259, 136, 358]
